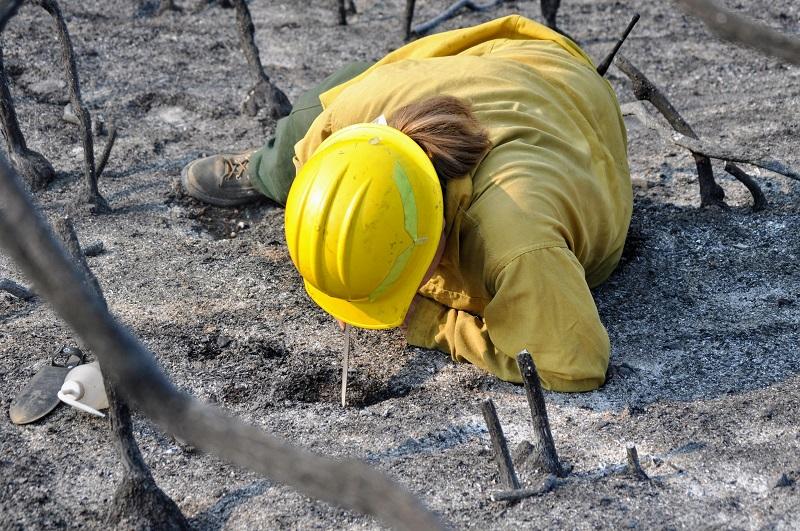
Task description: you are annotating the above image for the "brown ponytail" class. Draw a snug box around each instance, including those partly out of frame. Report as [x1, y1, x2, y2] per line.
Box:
[388, 95, 491, 182]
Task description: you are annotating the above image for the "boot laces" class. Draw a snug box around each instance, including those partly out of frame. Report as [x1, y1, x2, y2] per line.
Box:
[222, 156, 250, 182]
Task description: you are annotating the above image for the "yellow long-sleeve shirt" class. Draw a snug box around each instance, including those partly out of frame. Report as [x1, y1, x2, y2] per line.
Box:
[293, 15, 632, 392]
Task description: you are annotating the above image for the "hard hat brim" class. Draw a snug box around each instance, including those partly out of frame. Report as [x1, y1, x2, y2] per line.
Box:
[303, 273, 418, 330]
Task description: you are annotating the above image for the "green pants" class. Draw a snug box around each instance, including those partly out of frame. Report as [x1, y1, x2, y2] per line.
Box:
[247, 62, 373, 205]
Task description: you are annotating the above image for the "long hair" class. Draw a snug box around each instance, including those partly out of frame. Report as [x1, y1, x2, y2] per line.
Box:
[388, 95, 491, 182]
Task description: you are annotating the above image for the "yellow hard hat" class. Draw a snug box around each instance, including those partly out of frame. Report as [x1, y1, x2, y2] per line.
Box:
[285, 123, 443, 329]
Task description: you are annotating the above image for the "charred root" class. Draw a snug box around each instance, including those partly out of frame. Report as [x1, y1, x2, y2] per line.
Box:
[9, 148, 56, 191]
[232, 0, 292, 119]
[0, 277, 35, 300]
[724, 162, 767, 212]
[104, 382, 189, 530]
[0, 42, 56, 190]
[242, 78, 292, 119]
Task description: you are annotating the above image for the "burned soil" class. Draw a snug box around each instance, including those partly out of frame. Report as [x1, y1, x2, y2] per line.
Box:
[1, 0, 799, 529]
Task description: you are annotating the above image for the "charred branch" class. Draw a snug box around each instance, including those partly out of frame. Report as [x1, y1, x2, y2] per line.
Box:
[95, 121, 117, 180]
[0, 277, 35, 300]
[481, 399, 520, 490]
[489, 474, 557, 503]
[676, 0, 800, 65]
[597, 14, 639, 77]
[515, 351, 566, 478]
[724, 162, 767, 212]
[53, 215, 189, 529]
[620, 101, 799, 181]
[615, 53, 724, 207]
[0, 41, 55, 190]
[105, 382, 189, 529]
[231, 0, 291, 118]
[404, 0, 416, 40]
[34, 0, 111, 213]
[0, 157, 445, 530]
[410, 0, 505, 38]
[625, 445, 649, 480]
[540, 0, 559, 29]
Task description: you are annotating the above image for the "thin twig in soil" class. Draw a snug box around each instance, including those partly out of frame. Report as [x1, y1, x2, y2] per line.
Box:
[516, 351, 566, 477]
[490, 474, 557, 502]
[34, 0, 111, 213]
[54, 215, 188, 529]
[724, 162, 767, 212]
[481, 399, 520, 490]
[615, 53, 724, 207]
[596, 13, 640, 77]
[676, 0, 800, 65]
[0, 277, 35, 300]
[410, 0, 505, 38]
[0, 40, 55, 190]
[625, 445, 649, 480]
[0, 157, 445, 530]
[231, 0, 292, 118]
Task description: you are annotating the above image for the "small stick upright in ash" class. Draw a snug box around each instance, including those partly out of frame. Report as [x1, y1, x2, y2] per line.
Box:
[515, 350, 566, 477]
[480, 399, 520, 490]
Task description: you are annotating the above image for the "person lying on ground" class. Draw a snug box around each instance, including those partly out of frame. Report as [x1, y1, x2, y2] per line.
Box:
[181, 15, 632, 392]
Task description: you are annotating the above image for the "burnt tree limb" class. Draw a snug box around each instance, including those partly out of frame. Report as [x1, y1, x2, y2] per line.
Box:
[53, 215, 188, 529]
[490, 474, 557, 503]
[404, 0, 416, 40]
[410, 0, 505, 38]
[231, 0, 291, 118]
[105, 382, 189, 530]
[596, 14, 639, 77]
[514, 351, 567, 478]
[0, 157, 445, 529]
[480, 399, 520, 490]
[724, 162, 767, 212]
[676, 0, 800, 65]
[0, 41, 55, 190]
[34, 0, 113, 213]
[615, 54, 725, 208]
[0, 277, 35, 300]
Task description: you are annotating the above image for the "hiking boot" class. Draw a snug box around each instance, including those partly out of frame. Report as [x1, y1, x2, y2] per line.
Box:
[181, 149, 262, 207]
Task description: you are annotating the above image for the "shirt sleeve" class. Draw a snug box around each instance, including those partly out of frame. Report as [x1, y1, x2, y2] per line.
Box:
[404, 246, 610, 392]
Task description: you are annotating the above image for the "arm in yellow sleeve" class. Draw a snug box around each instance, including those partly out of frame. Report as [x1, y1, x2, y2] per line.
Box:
[405, 246, 610, 392]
